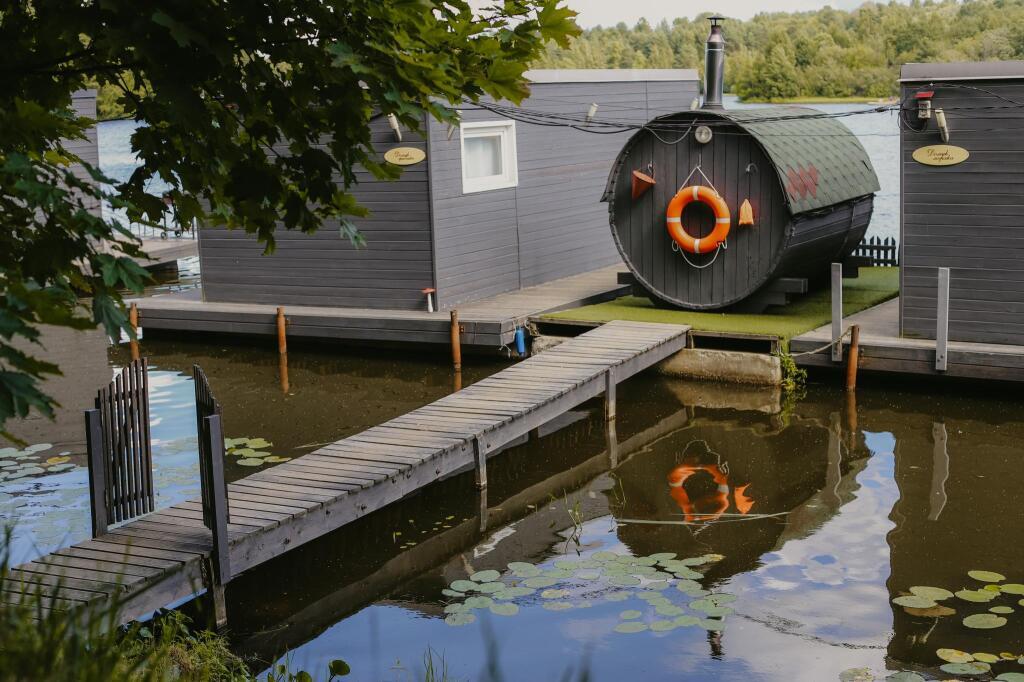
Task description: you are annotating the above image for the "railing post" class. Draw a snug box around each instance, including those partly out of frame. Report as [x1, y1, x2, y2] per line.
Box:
[84, 408, 108, 537]
[831, 262, 843, 362]
[935, 267, 950, 371]
[202, 413, 231, 628]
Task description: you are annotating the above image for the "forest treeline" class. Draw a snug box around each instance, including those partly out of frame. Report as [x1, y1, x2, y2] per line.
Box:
[536, 0, 1024, 100]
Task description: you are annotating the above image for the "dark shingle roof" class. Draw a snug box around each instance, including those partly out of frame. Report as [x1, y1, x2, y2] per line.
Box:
[721, 107, 879, 215]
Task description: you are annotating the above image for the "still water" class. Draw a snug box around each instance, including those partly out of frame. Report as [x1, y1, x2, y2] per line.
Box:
[213, 379, 1021, 682]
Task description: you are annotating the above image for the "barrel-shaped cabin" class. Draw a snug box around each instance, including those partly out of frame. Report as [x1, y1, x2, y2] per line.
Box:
[604, 108, 880, 310]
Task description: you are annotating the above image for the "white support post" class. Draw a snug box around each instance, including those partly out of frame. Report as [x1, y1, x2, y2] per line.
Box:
[473, 436, 487, 490]
[935, 267, 950, 371]
[604, 368, 617, 422]
[831, 262, 843, 362]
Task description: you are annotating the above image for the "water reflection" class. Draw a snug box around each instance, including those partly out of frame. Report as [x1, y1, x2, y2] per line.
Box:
[218, 380, 1023, 682]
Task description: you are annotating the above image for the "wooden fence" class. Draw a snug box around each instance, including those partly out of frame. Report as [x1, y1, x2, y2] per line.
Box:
[852, 236, 899, 267]
[85, 358, 154, 536]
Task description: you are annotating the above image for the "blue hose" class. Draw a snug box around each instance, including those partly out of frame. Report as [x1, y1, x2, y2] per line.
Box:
[514, 327, 526, 356]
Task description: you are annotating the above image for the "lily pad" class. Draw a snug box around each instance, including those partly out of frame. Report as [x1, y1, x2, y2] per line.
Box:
[608, 575, 641, 587]
[939, 661, 990, 676]
[909, 586, 954, 601]
[956, 589, 998, 603]
[16, 466, 44, 476]
[232, 448, 257, 457]
[673, 615, 700, 627]
[675, 579, 703, 593]
[963, 613, 1006, 629]
[445, 612, 476, 626]
[655, 604, 685, 617]
[508, 561, 538, 575]
[523, 577, 558, 589]
[24, 443, 52, 452]
[577, 570, 601, 581]
[968, 570, 1006, 583]
[905, 604, 955, 617]
[838, 669, 875, 682]
[699, 618, 726, 631]
[470, 570, 500, 583]
[645, 581, 670, 591]
[554, 560, 578, 570]
[885, 673, 925, 682]
[892, 595, 936, 609]
[464, 596, 494, 609]
[592, 551, 617, 561]
[444, 603, 468, 614]
[613, 622, 648, 634]
[542, 601, 573, 611]
[236, 458, 265, 467]
[689, 599, 716, 613]
[996, 674, 1024, 682]
[936, 648, 974, 663]
[541, 589, 568, 599]
[475, 582, 506, 594]
[708, 593, 737, 605]
[45, 455, 71, 466]
[264, 456, 292, 463]
[450, 579, 476, 593]
[495, 586, 534, 599]
[543, 569, 574, 579]
[441, 589, 464, 598]
[46, 463, 76, 472]
[990, 605, 1014, 614]
[674, 568, 704, 580]
[489, 603, 518, 617]
[972, 653, 1000, 663]
[605, 591, 632, 602]
[649, 552, 677, 561]
[619, 610, 642, 620]
[1000, 583, 1024, 595]
[649, 620, 676, 632]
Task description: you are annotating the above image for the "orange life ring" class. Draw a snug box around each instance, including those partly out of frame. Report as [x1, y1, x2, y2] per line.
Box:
[666, 185, 731, 254]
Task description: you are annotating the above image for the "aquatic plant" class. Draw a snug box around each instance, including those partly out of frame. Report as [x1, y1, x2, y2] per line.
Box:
[440, 550, 730, 635]
[0, 443, 81, 482]
[224, 437, 290, 468]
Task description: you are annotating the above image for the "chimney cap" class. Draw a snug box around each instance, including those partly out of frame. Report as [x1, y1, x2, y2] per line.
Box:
[709, 15, 725, 25]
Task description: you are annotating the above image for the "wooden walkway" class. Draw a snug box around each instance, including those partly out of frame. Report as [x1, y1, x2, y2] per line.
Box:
[1, 320, 688, 624]
[132, 266, 630, 347]
[791, 298, 1024, 382]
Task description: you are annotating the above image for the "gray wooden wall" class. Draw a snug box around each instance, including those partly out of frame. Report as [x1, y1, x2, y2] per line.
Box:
[69, 90, 102, 218]
[427, 77, 699, 308]
[900, 78, 1024, 344]
[199, 115, 434, 310]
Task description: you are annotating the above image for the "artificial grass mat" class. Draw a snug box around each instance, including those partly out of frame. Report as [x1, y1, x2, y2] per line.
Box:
[546, 267, 898, 342]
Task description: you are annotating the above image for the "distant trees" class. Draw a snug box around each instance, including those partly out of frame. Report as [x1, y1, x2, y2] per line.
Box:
[536, 0, 1024, 100]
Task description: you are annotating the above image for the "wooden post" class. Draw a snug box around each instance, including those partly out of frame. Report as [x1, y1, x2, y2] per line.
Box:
[606, 419, 619, 469]
[831, 262, 843, 362]
[276, 307, 287, 355]
[202, 413, 231, 629]
[450, 310, 462, 371]
[128, 303, 140, 361]
[452, 369, 462, 393]
[845, 324, 860, 392]
[477, 486, 489, 534]
[84, 408, 108, 538]
[604, 368, 617, 421]
[473, 436, 487, 490]
[935, 267, 950, 371]
[278, 353, 290, 394]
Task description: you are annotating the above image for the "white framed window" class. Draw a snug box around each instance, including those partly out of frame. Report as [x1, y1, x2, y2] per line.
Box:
[460, 120, 518, 194]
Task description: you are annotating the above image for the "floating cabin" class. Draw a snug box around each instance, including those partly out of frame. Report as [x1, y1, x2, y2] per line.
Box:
[900, 61, 1024, 345]
[196, 70, 700, 312]
[604, 19, 880, 311]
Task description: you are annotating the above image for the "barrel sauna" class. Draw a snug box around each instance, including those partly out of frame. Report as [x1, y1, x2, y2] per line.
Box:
[603, 19, 880, 310]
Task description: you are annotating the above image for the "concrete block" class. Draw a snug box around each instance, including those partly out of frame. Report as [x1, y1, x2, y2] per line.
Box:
[656, 348, 781, 386]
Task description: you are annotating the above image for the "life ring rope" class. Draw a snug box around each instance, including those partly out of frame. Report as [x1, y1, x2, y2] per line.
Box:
[666, 183, 731, 257]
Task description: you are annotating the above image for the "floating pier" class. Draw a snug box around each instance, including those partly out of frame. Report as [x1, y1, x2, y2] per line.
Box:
[2, 320, 688, 625]
[133, 266, 630, 347]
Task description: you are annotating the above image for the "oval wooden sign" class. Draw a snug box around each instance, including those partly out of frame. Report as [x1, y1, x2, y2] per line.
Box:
[384, 147, 426, 166]
[913, 144, 969, 166]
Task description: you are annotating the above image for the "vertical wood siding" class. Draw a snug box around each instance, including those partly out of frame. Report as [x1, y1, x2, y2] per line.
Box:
[429, 79, 700, 308]
[69, 90, 102, 218]
[900, 80, 1024, 344]
[199, 115, 434, 310]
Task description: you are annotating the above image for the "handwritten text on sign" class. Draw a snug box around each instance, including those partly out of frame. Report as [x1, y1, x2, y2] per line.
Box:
[912, 144, 969, 166]
[384, 147, 426, 166]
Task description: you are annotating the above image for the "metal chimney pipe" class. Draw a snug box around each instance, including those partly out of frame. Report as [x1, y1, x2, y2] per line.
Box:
[702, 16, 726, 110]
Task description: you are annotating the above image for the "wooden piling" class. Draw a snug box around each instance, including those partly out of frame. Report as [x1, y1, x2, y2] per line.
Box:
[128, 302, 140, 361]
[845, 324, 860, 392]
[604, 368, 617, 421]
[278, 353, 290, 394]
[276, 307, 287, 354]
[450, 310, 462, 371]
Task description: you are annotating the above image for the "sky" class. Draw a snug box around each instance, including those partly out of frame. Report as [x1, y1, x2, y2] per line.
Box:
[556, 0, 888, 27]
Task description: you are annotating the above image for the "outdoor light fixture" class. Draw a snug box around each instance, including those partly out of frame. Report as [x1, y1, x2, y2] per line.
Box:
[586, 102, 599, 122]
[387, 113, 402, 142]
[935, 108, 950, 143]
[915, 91, 934, 120]
[695, 125, 713, 144]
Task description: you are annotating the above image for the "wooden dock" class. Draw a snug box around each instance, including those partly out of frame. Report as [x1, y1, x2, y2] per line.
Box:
[1, 320, 688, 624]
[132, 266, 630, 347]
[791, 298, 1024, 382]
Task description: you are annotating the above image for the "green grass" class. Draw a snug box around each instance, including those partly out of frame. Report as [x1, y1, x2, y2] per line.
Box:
[546, 267, 898, 343]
